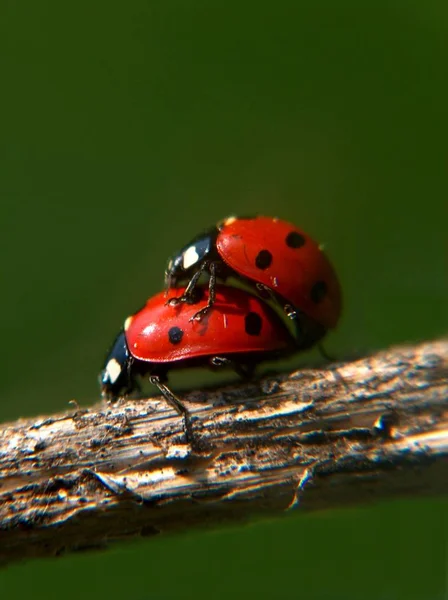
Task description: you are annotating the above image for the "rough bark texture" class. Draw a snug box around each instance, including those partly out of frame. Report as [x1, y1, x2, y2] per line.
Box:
[0, 339, 447, 565]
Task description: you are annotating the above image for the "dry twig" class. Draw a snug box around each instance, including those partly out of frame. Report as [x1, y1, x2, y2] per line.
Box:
[0, 339, 447, 565]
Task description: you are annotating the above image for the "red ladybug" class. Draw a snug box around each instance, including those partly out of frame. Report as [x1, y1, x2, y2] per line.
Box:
[100, 285, 298, 439]
[165, 216, 342, 340]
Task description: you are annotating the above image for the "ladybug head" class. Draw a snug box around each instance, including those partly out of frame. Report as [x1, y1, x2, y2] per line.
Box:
[100, 330, 134, 400]
[164, 253, 184, 289]
[164, 229, 219, 287]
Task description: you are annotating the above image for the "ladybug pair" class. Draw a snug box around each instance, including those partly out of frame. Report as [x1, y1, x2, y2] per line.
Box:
[100, 216, 342, 435]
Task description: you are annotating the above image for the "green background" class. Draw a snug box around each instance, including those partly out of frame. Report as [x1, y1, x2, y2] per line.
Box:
[1, 1, 446, 598]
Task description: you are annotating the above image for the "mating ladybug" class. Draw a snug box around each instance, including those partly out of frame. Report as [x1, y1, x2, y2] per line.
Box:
[165, 216, 342, 341]
[101, 285, 298, 438]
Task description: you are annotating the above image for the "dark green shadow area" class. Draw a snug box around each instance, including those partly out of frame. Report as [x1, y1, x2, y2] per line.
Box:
[2, 500, 447, 600]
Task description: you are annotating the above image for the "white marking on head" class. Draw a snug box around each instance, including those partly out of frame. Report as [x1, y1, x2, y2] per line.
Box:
[223, 215, 237, 226]
[105, 359, 122, 384]
[183, 245, 200, 270]
[124, 316, 133, 331]
[167, 259, 173, 271]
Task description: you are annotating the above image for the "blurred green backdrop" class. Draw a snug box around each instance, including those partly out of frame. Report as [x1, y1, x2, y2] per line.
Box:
[1, 1, 446, 598]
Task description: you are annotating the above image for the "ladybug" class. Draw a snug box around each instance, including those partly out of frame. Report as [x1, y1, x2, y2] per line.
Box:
[100, 285, 298, 441]
[165, 216, 342, 343]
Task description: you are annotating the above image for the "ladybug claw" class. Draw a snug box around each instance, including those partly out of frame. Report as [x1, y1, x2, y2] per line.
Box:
[256, 282, 272, 300]
[166, 297, 183, 307]
[284, 304, 298, 320]
[190, 307, 210, 322]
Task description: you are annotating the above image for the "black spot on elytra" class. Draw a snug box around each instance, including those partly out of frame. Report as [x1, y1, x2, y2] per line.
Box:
[285, 231, 305, 248]
[245, 312, 263, 336]
[255, 249, 272, 270]
[310, 281, 327, 304]
[168, 326, 184, 344]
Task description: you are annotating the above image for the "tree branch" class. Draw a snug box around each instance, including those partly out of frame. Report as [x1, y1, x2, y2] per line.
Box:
[0, 339, 447, 565]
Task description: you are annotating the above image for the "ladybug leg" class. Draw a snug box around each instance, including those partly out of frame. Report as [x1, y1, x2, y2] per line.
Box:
[283, 307, 307, 348]
[283, 304, 298, 320]
[183, 261, 210, 301]
[286, 310, 328, 352]
[234, 361, 256, 380]
[166, 261, 209, 307]
[210, 356, 255, 380]
[149, 375, 194, 445]
[255, 282, 274, 300]
[190, 261, 217, 321]
[164, 268, 174, 296]
[210, 356, 231, 368]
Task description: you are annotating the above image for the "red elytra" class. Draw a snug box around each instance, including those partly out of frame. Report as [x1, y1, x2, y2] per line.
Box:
[100, 284, 299, 444]
[126, 284, 295, 364]
[216, 216, 342, 329]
